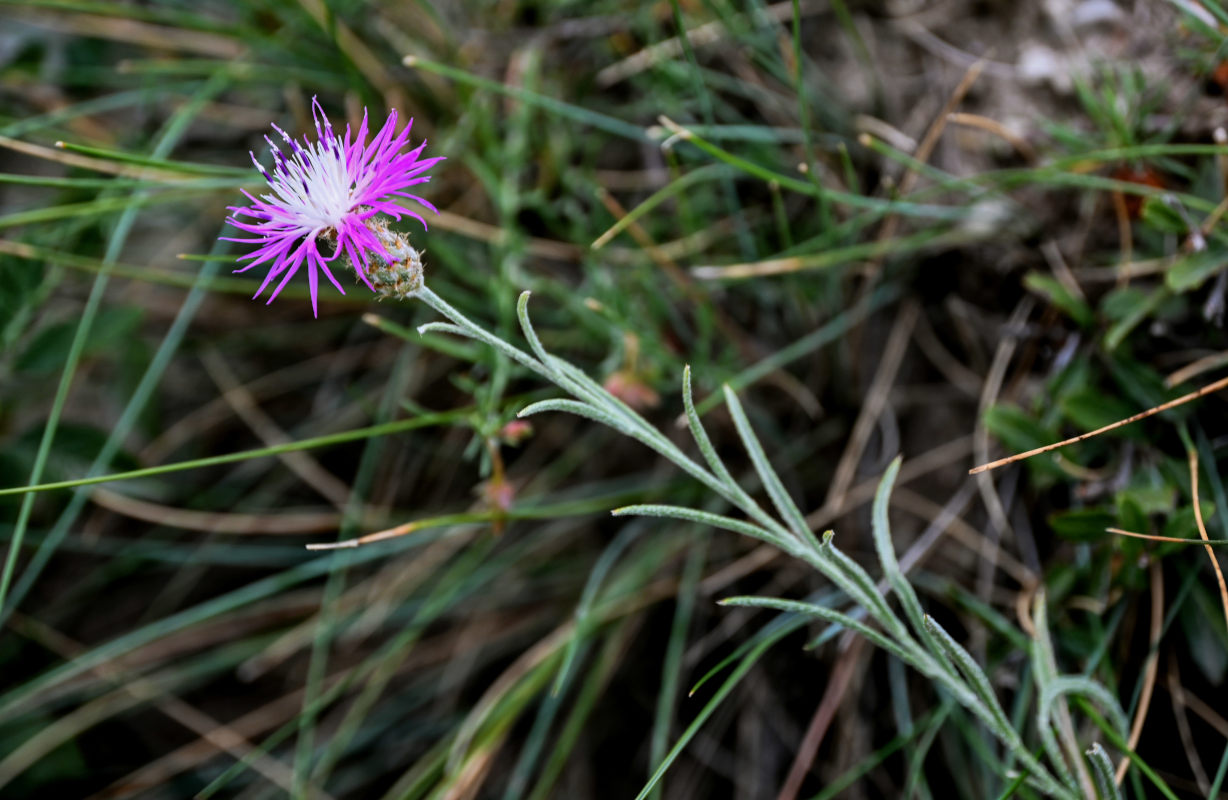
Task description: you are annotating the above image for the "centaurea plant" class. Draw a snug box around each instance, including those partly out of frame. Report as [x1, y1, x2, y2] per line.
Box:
[226, 101, 1129, 799]
[224, 97, 442, 316]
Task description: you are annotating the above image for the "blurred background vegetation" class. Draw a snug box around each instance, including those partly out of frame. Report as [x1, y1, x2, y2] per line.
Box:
[2, 0, 1228, 797]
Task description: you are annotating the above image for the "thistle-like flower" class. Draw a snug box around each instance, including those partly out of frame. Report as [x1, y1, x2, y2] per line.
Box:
[224, 97, 442, 316]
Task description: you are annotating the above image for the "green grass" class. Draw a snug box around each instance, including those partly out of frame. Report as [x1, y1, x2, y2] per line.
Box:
[2, 0, 1228, 798]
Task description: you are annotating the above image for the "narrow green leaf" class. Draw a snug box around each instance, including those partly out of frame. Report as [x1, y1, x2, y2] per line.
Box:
[1023, 273, 1094, 328]
[1085, 743, 1122, 800]
[633, 623, 790, 800]
[720, 596, 915, 665]
[0, 414, 465, 499]
[721, 385, 811, 539]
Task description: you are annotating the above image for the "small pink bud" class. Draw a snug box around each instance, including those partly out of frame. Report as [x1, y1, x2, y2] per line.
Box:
[499, 420, 533, 445]
[478, 479, 515, 513]
[603, 370, 660, 410]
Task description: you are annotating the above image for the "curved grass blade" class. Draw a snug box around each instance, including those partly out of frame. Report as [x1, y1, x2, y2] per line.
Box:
[525, 621, 629, 800]
[553, 525, 642, 696]
[592, 164, 730, 248]
[1075, 698, 1179, 800]
[720, 596, 914, 664]
[612, 505, 794, 551]
[403, 55, 648, 142]
[634, 620, 793, 800]
[646, 535, 706, 800]
[0, 414, 463, 500]
[657, 116, 968, 220]
[689, 283, 899, 416]
[1085, 743, 1122, 800]
[54, 141, 250, 178]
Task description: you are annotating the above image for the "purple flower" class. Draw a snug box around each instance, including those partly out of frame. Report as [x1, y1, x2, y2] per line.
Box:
[224, 97, 443, 316]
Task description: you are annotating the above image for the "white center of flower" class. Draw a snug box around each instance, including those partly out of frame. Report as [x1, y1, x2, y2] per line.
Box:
[262, 131, 358, 231]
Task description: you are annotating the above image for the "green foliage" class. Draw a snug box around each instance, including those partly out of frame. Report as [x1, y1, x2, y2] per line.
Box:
[0, 1, 1224, 798]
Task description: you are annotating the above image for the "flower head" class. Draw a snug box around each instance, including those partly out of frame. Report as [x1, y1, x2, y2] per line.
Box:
[224, 97, 442, 316]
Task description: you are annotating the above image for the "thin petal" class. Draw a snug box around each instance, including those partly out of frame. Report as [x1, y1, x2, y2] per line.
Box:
[307, 248, 320, 317]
